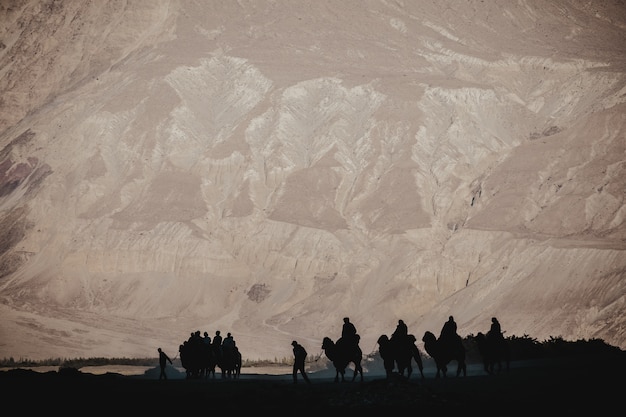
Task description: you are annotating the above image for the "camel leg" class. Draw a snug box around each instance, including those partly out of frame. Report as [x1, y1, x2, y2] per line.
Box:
[356, 365, 363, 382]
[457, 362, 466, 377]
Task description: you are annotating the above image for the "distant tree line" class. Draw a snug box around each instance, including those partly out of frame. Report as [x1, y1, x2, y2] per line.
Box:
[0, 335, 621, 369]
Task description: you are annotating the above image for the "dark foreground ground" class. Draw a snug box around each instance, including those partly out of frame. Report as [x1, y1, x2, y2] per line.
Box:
[1, 353, 624, 414]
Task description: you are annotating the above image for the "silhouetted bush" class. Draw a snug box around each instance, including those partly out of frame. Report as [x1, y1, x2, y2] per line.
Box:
[462, 334, 621, 362]
[1, 336, 622, 368]
[58, 366, 81, 377]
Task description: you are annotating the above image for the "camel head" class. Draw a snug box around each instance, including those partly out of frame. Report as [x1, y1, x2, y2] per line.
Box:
[422, 331, 436, 344]
[322, 336, 333, 350]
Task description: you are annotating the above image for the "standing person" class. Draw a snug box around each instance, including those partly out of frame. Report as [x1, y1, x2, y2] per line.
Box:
[212, 330, 223, 346]
[291, 341, 311, 384]
[158, 347, 173, 380]
[222, 332, 235, 349]
[212, 330, 223, 365]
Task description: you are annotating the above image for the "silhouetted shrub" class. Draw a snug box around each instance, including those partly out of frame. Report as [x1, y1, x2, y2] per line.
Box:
[1, 336, 622, 368]
[58, 366, 81, 377]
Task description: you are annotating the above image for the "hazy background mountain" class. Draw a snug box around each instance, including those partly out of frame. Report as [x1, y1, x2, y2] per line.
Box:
[1, 0, 624, 361]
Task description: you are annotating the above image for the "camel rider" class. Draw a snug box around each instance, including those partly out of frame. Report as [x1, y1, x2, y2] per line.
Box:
[488, 317, 504, 341]
[341, 317, 358, 348]
[392, 319, 408, 341]
[440, 316, 458, 343]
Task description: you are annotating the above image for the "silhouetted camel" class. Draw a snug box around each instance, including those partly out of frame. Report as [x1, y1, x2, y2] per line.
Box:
[321, 336, 364, 382]
[179, 339, 207, 379]
[474, 332, 510, 374]
[422, 330, 467, 378]
[378, 333, 425, 379]
[395, 334, 424, 379]
[200, 342, 217, 378]
[218, 345, 241, 378]
[376, 335, 395, 378]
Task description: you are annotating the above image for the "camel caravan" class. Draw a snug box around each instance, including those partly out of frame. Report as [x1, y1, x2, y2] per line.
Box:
[174, 316, 508, 381]
[320, 316, 508, 382]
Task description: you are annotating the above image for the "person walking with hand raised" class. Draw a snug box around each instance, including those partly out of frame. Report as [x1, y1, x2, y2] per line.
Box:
[158, 347, 173, 380]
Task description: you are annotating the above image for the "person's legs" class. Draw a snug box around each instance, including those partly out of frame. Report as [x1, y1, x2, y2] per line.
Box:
[296, 365, 310, 383]
[301, 368, 311, 383]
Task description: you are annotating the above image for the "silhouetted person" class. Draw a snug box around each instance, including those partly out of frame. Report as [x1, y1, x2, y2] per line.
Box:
[223, 332, 235, 349]
[213, 330, 223, 346]
[220, 332, 237, 378]
[341, 317, 358, 347]
[178, 343, 186, 373]
[488, 317, 504, 341]
[392, 319, 408, 341]
[440, 315, 458, 342]
[158, 347, 173, 380]
[291, 340, 311, 384]
[212, 330, 223, 367]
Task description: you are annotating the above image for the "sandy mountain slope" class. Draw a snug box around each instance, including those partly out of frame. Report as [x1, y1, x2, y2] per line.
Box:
[0, 0, 624, 360]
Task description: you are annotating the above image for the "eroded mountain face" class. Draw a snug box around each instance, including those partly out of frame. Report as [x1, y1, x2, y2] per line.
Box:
[0, 0, 624, 360]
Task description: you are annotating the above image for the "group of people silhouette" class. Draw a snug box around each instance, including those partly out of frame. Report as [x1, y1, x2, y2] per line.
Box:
[158, 329, 241, 380]
[160, 316, 506, 382]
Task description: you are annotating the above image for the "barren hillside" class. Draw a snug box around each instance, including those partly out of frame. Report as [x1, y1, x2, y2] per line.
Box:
[0, 0, 624, 360]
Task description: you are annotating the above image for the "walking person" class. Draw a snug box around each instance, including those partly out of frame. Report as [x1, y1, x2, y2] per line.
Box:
[291, 340, 311, 384]
[158, 347, 173, 380]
